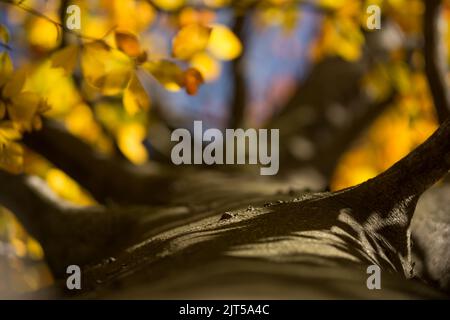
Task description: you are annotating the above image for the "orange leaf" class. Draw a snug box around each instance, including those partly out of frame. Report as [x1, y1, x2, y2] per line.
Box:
[115, 31, 142, 58]
[183, 68, 204, 95]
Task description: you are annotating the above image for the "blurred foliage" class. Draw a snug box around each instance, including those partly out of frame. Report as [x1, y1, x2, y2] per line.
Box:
[0, 0, 448, 294]
[0, 207, 53, 294]
[332, 73, 438, 190]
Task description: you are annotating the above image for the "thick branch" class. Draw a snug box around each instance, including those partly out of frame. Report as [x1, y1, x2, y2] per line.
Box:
[73, 119, 450, 295]
[0, 171, 136, 276]
[0, 171, 57, 242]
[424, 0, 450, 123]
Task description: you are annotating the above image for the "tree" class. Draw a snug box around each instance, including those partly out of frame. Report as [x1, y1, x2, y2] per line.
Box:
[0, 0, 449, 298]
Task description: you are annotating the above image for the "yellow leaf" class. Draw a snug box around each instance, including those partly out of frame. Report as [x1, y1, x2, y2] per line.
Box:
[0, 121, 22, 144]
[22, 61, 75, 116]
[0, 139, 23, 174]
[152, 0, 185, 11]
[123, 73, 151, 115]
[142, 59, 184, 89]
[207, 24, 242, 61]
[0, 52, 13, 87]
[320, 19, 363, 62]
[117, 123, 148, 164]
[51, 45, 79, 75]
[93, 70, 133, 96]
[8, 92, 40, 131]
[27, 238, 44, 260]
[318, 0, 347, 9]
[81, 42, 109, 87]
[112, 0, 156, 32]
[115, 30, 142, 58]
[81, 41, 132, 95]
[191, 52, 221, 82]
[392, 62, 412, 94]
[172, 24, 211, 59]
[2, 69, 27, 99]
[202, 0, 230, 8]
[46, 168, 95, 205]
[37, 98, 52, 114]
[27, 16, 60, 50]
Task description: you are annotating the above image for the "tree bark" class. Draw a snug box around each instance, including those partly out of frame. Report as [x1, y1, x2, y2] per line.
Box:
[0, 170, 136, 277]
[9, 117, 450, 298]
[24, 117, 446, 298]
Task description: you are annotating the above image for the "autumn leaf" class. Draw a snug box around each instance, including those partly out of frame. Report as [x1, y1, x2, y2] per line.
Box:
[0, 140, 24, 173]
[2, 69, 27, 99]
[0, 53, 13, 87]
[0, 121, 23, 174]
[182, 68, 204, 95]
[391, 62, 412, 94]
[142, 59, 184, 90]
[172, 24, 212, 60]
[207, 25, 242, 61]
[152, 0, 185, 11]
[32, 99, 52, 130]
[81, 41, 110, 89]
[0, 67, 46, 132]
[318, 18, 364, 62]
[0, 121, 21, 144]
[7, 92, 40, 131]
[81, 41, 132, 95]
[123, 73, 151, 115]
[318, 0, 348, 10]
[51, 45, 80, 75]
[117, 123, 148, 164]
[190, 52, 221, 82]
[115, 30, 143, 58]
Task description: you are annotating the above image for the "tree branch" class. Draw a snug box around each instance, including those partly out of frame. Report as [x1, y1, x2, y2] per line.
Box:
[23, 120, 173, 205]
[57, 0, 70, 48]
[76, 119, 450, 293]
[228, 9, 249, 129]
[0, 170, 136, 277]
[424, 0, 450, 123]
